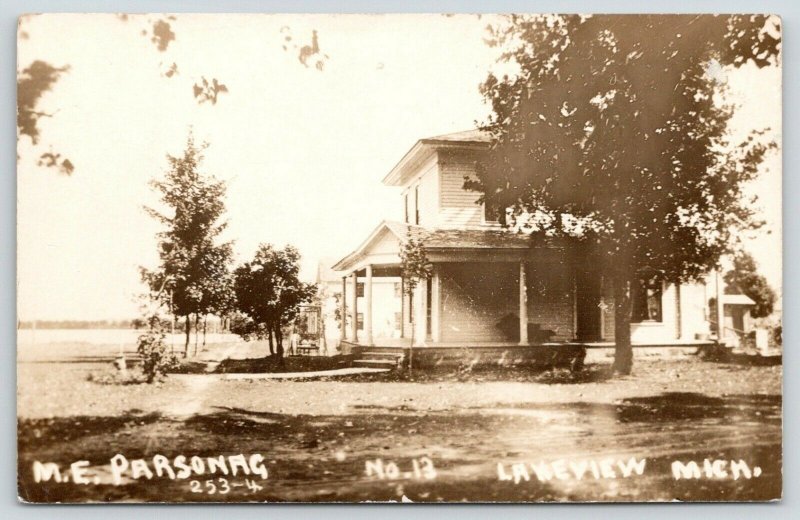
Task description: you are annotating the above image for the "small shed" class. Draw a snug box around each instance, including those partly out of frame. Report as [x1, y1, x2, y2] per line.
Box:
[721, 293, 756, 345]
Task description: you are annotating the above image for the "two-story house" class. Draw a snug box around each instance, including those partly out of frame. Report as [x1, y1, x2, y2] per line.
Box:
[332, 130, 714, 365]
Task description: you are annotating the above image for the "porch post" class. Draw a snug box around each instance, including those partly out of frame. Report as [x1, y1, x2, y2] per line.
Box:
[399, 277, 405, 338]
[341, 276, 348, 340]
[431, 266, 441, 343]
[415, 278, 427, 346]
[364, 264, 373, 345]
[519, 261, 528, 345]
[351, 271, 359, 343]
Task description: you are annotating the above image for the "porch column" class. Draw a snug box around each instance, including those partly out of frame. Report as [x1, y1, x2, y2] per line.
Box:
[350, 272, 359, 343]
[414, 278, 428, 346]
[399, 277, 405, 338]
[431, 266, 441, 343]
[364, 265, 373, 345]
[519, 261, 528, 345]
[341, 276, 348, 340]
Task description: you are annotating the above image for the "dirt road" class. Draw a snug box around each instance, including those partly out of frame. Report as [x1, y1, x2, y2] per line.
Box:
[17, 345, 782, 503]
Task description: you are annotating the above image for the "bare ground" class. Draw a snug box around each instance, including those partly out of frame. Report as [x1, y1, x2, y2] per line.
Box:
[17, 341, 782, 503]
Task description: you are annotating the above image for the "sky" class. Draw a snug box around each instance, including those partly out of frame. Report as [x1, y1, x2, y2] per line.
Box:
[16, 14, 782, 321]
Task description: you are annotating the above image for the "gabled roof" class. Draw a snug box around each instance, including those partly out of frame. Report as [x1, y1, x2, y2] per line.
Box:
[332, 221, 563, 273]
[721, 294, 756, 306]
[421, 129, 491, 144]
[382, 129, 492, 187]
[331, 221, 420, 272]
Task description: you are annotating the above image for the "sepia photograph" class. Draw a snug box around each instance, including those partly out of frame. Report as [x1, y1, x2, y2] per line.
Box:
[16, 12, 782, 503]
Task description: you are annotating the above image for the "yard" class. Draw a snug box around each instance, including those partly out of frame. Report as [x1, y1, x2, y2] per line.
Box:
[17, 339, 782, 503]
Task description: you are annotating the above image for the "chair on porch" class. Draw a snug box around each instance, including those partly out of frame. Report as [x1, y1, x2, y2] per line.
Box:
[496, 314, 556, 344]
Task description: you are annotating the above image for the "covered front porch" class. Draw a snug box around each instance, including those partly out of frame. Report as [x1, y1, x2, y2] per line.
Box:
[333, 222, 590, 350]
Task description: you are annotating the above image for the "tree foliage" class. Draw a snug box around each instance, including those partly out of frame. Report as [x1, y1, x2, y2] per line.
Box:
[472, 15, 780, 374]
[724, 251, 777, 318]
[233, 244, 316, 359]
[399, 231, 432, 296]
[17, 59, 74, 174]
[399, 231, 432, 369]
[141, 135, 234, 356]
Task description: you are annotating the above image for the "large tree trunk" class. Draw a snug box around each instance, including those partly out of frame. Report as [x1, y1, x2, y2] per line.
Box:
[267, 327, 275, 357]
[612, 275, 634, 375]
[184, 316, 191, 358]
[276, 327, 284, 357]
[276, 326, 285, 366]
[193, 314, 200, 357]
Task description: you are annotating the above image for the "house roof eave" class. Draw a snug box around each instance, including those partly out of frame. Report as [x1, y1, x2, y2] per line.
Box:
[331, 221, 413, 273]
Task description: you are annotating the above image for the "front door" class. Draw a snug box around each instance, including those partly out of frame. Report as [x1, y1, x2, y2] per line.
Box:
[576, 270, 602, 341]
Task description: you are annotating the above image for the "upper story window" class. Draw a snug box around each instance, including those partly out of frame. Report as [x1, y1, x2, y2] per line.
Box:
[632, 276, 663, 322]
[404, 193, 409, 223]
[414, 185, 420, 225]
[482, 198, 501, 224]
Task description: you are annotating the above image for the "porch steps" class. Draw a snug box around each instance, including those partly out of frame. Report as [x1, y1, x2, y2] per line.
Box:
[352, 351, 405, 369]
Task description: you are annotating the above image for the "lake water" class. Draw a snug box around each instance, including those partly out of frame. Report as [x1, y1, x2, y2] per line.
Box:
[17, 328, 242, 346]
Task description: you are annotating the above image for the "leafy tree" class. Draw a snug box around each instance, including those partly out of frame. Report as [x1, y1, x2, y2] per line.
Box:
[17, 59, 74, 174]
[233, 244, 316, 360]
[399, 231, 432, 370]
[17, 60, 68, 144]
[724, 251, 777, 318]
[142, 135, 233, 357]
[472, 14, 780, 374]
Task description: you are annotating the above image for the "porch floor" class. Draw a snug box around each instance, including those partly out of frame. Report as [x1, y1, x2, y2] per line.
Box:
[340, 338, 715, 350]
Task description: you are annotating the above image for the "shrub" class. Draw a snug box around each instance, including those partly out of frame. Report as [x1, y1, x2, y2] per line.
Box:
[137, 315, 179, 383]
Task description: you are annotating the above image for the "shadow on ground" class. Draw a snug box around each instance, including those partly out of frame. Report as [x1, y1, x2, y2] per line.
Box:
[18, 391, 781, 503]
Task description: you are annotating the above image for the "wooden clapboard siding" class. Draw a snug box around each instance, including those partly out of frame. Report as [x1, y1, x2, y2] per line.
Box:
[630, 283, 679, 343]
[600, 283, 693, 343]
[681, 282, 710, 338]
[526, 263, 575, 341]
[438, 262, 576, 344]
[440, 263, 518, 343]
[437, 150, 485, 229]
[400, 154, 438, 226]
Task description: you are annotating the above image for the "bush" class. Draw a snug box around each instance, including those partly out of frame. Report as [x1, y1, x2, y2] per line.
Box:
[137, 315, 179, 383]
[771, 325, 782, 347]
[87, 367, 147, 385]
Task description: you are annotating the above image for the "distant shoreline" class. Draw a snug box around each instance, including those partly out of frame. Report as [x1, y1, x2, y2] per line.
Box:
[18, 320, 135, 330]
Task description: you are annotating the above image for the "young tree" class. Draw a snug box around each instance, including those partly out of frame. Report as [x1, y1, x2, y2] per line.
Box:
[472, 15, 780, 374]
[141, 134, 233, 357]
[233, 244, 316, 360]
[399, 231, 432, 371]
[724, 251, 777, 319]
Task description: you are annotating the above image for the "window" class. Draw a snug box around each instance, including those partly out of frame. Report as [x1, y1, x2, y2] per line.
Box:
[356, 282, 364, 298]
[357, 313, 364, 330]
[632, 276, 663, 322]
[404, 193, 409, 223]
[408, 292, 414, 322]
[394, 282, 402, 297]
[414, 185, 420, 225]
[482, 201, 499, 223]
[394, 312, 402, 331]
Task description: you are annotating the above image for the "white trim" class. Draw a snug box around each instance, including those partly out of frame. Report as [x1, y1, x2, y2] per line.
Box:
[431, 267, 441, 343]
